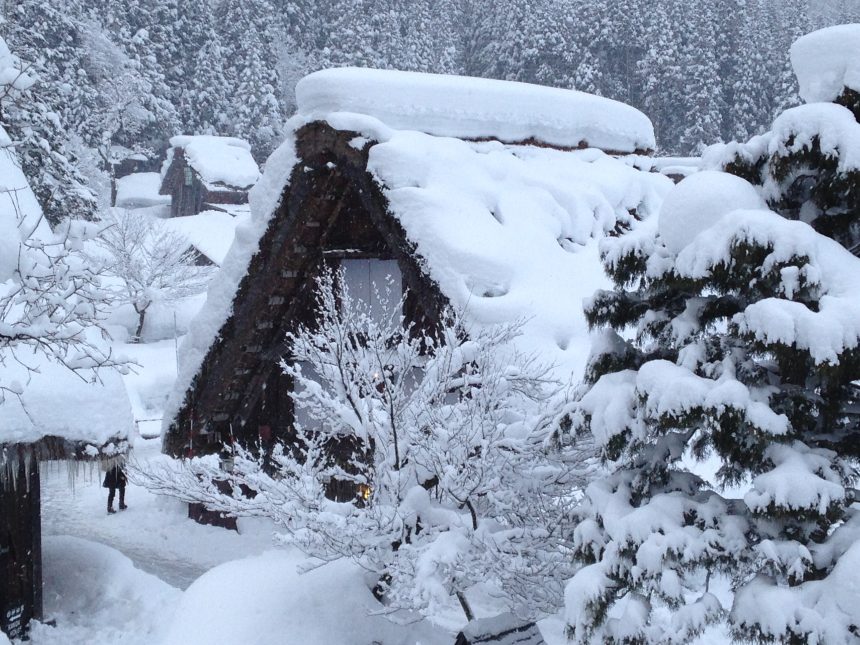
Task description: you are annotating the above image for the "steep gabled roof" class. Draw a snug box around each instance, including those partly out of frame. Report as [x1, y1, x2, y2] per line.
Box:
[163, 69, 671, 453]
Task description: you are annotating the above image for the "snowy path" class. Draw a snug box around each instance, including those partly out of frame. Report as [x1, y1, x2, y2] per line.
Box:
[40, 438, 276, 591]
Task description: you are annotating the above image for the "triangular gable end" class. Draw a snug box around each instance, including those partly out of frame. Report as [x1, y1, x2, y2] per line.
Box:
[164, 121, 447, 457]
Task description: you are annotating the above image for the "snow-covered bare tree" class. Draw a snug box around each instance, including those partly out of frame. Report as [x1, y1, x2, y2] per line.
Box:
[0, 34, 126, 404]
[97, 210, 211, 342]
[137, 268, 590, 622]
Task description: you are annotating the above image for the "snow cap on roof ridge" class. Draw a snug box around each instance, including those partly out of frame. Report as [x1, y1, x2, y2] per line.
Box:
[169, 134, 252, 151]
[296, 67, 656, 153]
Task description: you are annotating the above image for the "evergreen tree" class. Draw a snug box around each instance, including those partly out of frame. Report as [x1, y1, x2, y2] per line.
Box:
[565, 167, 860, 643]
[717, 26, 860, 253]
[566, 26, 860, 640]
[214, 0, 285, 156]
[678, 2, 724, 152]
[0, 2, 98, 224]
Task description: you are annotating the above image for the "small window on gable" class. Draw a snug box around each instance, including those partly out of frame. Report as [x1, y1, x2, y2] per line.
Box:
[340, 258, 402, 324]
[183, 166, 194, 186]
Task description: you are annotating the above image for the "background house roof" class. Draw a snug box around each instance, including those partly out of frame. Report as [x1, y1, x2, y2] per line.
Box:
[166, 135, 261, 191]
[164, 210, 246, 266]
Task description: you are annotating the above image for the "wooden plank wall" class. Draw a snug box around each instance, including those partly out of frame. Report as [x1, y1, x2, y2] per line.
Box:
[0, 457, 41, 640]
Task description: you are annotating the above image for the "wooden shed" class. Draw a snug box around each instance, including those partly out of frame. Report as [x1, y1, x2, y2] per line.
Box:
[0, 360, 133, 639]
[161, 68, 668, 473]
[159, 136, 261, 218]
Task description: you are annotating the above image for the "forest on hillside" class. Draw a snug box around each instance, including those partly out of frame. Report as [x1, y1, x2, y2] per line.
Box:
[2, 0, 860, 225]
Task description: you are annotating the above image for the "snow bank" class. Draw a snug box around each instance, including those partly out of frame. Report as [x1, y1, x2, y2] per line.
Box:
[790, 24, 860, 104]
[28, 535, 180, 645]
[657, 171, 766, 254]
[160, 550, 447, 645]
[296, 67, 656, 153]
[115, 172, 171, 209]
[169, 135, 260, 190]
[163, 210, 244, 266]
[0, 352, 134, 449]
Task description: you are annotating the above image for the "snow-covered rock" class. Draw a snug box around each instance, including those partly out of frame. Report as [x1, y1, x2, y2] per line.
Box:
[657, 170, 766, 254]
[160, 550, 447, 645]
[790, 24, 860, 104]
[168, 135, 261, 190]
[296, 67, 656, 153]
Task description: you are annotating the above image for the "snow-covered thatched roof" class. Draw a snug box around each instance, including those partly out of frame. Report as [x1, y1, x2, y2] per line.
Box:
[296, 67, 657, 153]
[0, 354, 133, 454]
[115, 172, 171, 209]
[165, 69, 671, 438]
[167, 135, 261, 191]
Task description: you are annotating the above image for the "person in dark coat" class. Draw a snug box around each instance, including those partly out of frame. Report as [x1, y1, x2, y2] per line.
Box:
[103, 462, 128, 514]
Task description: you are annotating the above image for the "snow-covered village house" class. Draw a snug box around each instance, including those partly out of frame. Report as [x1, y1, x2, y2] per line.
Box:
[159, 135, 261, 218]
[0, 361, 133, 639]
[162, 69, 672, 508]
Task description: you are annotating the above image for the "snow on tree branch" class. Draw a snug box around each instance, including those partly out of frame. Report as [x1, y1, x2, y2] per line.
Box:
[95, 209, 213, 342]
[135, 267, 595, 623]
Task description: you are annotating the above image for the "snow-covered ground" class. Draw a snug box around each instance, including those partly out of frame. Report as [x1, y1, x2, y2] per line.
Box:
[34, 437, 456, 645]
[24, 333, 735, 645]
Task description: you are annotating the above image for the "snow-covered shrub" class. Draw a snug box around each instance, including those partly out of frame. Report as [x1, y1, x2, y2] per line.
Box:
[563, 171, 860, 644]
[138, 268, 590, 623]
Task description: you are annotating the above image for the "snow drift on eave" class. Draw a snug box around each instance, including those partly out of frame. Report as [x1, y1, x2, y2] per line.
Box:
[296, 67, 657, 153]
[164, 70, 671, 433]
[0, 354, 134, 450]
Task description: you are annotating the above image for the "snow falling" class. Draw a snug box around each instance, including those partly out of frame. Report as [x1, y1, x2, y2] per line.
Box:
[1, 4, 860, 645]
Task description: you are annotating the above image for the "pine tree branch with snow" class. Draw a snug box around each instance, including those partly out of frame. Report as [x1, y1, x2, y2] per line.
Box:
[563, 168, 860, 643]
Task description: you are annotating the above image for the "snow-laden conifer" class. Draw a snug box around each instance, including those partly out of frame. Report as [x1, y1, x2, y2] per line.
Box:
[563, 168, 860, 643]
